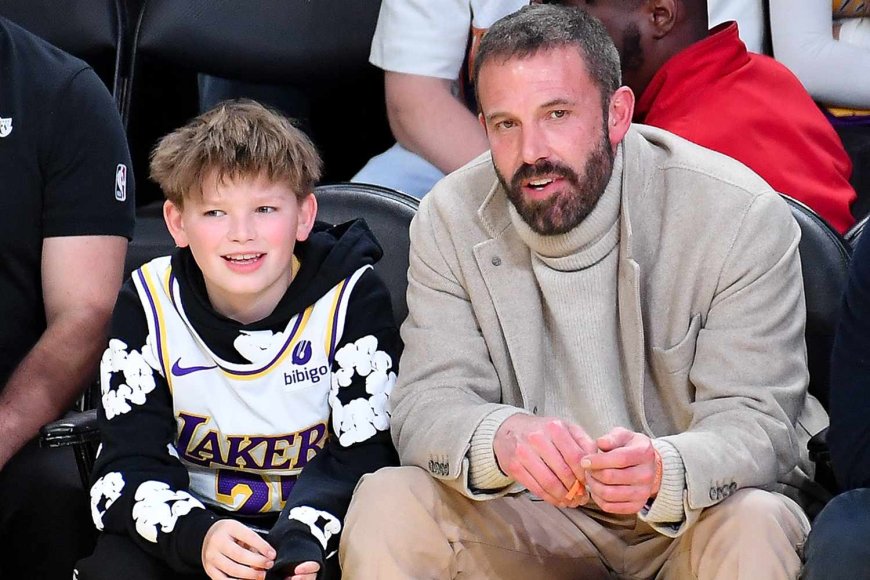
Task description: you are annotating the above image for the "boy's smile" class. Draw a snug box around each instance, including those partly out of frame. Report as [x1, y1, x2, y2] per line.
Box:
[164, 171, 316, 324]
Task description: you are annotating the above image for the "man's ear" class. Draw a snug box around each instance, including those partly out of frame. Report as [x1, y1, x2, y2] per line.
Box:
[643, 0, 677, 39]
[607, 86, 635, 147]
[478, 111, 488, 134]
[163, 200, 189, 248]
[296, 193, 318, 242]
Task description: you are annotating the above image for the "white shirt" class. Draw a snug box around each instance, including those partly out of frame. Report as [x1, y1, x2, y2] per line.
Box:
[708, 0, 765, 53]
[369, 0, 527, 80]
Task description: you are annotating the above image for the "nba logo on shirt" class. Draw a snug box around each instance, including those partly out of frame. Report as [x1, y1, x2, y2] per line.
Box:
[115, 163, 127, 201]
[0, 117, 12, 138]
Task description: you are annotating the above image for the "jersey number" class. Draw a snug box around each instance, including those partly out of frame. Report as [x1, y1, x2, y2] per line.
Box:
[215, 469, 297, 515]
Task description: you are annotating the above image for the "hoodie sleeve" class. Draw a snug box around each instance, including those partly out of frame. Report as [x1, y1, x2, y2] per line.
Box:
[89, 279, 221, 573]
[266, 267, 400, 576]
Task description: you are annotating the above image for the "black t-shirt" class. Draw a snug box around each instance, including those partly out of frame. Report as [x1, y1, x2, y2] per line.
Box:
[0, 17, 135, 384]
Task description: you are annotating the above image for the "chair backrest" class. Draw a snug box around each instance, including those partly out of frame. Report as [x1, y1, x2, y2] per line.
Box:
[314, 183, 418, 323]
[123, 201, 171, 281]
[129, 0, 380, 91]
[126, 183, 418, 323]
[123, 0, 389, 204]
[845, 214, 868, 250]
[782, 195, 852, 409]
[0, 0, 126, 101]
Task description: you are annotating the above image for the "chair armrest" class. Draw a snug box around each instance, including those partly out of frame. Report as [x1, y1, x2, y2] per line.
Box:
[808, 426, 830, 464]
[39, 409, 100, 449]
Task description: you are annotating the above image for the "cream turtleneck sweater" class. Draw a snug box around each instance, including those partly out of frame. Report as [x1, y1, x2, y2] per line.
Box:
[468, 149, 686, 526]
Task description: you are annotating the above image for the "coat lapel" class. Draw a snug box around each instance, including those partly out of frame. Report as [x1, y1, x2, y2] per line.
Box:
[617, 129, 653, 435]
[470, 128, 655, 423]
[617, 224, 651, 434]
[472, 183, 549, 411]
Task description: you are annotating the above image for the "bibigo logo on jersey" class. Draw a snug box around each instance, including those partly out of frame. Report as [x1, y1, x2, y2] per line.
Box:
[285, 340, 328, 386]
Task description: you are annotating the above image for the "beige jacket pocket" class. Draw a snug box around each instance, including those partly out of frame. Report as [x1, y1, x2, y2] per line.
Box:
[651, 314, 702, 376]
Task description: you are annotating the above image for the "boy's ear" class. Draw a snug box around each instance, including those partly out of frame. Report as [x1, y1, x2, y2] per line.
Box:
[163, 200, 189, 247]
[295, 193, 318, 242]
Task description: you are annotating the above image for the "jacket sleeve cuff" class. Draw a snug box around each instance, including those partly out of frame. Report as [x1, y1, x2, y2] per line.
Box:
[467, 407, 527, 490]
[640, 439, 687, 525]
[268, 530, 325, 580]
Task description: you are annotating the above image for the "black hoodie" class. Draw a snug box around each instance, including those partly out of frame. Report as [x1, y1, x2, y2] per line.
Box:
[89, 219, 400, 577]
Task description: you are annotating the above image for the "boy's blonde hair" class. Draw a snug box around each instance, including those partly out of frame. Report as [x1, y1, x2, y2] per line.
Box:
[150, 99, 322, 207]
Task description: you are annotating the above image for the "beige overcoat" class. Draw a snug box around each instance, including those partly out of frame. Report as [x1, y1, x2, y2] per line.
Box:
[392, 124, 828, 533]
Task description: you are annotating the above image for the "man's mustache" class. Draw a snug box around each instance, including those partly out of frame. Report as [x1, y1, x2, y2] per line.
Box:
[511, 159, 580, 190]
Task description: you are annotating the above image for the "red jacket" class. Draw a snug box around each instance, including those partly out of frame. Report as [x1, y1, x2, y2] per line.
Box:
[636, 22, 856, 233]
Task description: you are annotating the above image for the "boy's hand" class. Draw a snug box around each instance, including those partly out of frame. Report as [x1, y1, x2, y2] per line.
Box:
[202, 519, 276, 580]
[286, 561, 320, 580]
[581, 427, 660, 514]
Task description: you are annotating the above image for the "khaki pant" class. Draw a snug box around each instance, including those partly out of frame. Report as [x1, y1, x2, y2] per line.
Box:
[340, 467, 809, 579]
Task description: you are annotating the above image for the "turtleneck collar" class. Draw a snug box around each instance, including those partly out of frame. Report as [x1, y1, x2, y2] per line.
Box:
[509, 145, 623, 269]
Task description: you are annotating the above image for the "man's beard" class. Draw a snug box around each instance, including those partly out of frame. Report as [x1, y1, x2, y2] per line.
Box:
[496, 128, 615, 236]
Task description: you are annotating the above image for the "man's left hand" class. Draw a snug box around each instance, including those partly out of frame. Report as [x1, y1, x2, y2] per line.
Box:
[581, 427, 660, 514]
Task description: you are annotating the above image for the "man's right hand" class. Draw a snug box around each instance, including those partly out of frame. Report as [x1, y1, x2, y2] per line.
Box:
[493, 414, 597, 507]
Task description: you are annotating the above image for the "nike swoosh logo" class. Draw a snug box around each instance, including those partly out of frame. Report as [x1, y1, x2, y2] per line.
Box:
[171, 358, 217, 377]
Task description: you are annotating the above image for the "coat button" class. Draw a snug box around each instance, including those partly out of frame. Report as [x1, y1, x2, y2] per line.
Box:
[491, 256, 502, 266]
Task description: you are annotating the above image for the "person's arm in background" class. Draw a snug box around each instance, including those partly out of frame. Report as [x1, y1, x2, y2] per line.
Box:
[0, 235, 127, 468]
[385, 72, 489, 174]
[829, 231, 870, 490]
[0, 64, 133, 469]
[769, 0, 870, 109]
[370, 0, 523, 174]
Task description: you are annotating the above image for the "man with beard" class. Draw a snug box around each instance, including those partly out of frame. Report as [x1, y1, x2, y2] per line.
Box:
[551, 0, 857, 234]
[339, 4, 825, 579]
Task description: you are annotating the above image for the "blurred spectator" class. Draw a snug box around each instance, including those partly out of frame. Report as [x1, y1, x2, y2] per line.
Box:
[770, 0, 870, 109]
[0, 16, 134, 578]
[557, 0, 857, 234]
[351, 0, 528, 198]
[802, 222, 870, 580]
[770, 0, 870, 221]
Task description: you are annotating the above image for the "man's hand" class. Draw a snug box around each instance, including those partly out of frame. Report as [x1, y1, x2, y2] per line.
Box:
[202, 520, 276, 580]
[493, 414, 597, 507]
[286, 561, 320, 580]
[581, 427, 660, 514]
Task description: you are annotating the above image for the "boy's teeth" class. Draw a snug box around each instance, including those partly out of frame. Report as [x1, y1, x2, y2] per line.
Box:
[227, 253, 260, 261]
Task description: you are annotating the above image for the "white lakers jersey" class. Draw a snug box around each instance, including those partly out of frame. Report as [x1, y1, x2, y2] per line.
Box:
[132, 256, 369, 515]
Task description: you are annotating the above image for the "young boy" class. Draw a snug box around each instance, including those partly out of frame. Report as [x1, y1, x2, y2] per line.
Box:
[77, 100, 399, 580]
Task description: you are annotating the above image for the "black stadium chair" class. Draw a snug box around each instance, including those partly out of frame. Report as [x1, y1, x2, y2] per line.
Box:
[781, 195, 852, 497]
[314, 183, 418, 323]
[782, 195, 852, 410]
[41, 183, 419, 487]
[846, 214, 868, 250]
[123, 0, 391, 204]
[0, 0, 127, 102]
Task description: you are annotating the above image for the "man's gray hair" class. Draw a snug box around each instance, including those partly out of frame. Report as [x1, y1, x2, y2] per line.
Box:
[474, 4, 622, 109]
